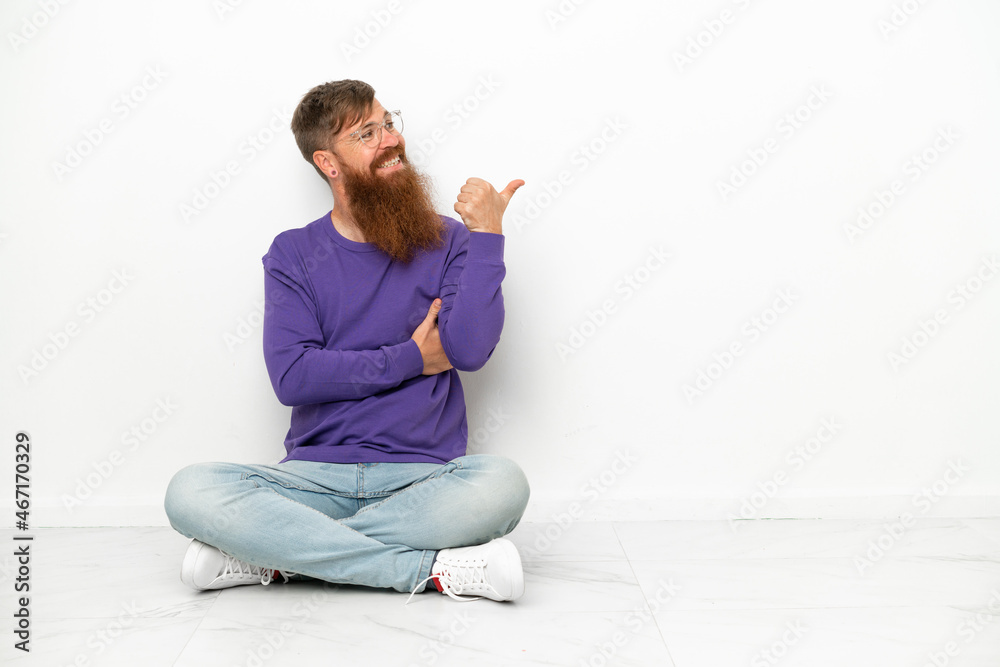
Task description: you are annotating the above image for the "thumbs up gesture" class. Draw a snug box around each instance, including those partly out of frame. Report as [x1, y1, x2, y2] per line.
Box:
[454, 177, 525, 235]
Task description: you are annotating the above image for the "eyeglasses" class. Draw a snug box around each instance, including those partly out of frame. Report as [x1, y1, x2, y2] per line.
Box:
[345, 110, 403, 148]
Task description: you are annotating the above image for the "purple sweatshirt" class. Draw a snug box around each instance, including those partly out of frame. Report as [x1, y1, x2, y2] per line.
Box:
[261, 211, 505, 465]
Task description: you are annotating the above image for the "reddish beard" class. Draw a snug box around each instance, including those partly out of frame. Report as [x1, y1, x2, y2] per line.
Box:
[337, 147, 444, 263]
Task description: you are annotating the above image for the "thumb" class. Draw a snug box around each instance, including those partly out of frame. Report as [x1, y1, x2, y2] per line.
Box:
[498, 179, 525, 205]
[425, 298, 442, 320]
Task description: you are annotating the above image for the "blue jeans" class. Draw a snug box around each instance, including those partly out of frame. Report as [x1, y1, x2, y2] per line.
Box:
[163, 455, 529, 593]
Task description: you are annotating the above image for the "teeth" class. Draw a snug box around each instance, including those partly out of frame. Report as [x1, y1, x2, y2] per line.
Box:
[378, 156, 400, 168]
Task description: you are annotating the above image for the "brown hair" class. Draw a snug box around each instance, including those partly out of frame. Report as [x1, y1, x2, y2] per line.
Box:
[291, 80, 374, 182]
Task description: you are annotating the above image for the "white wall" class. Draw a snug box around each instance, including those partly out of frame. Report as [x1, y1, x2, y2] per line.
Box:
[2, 0, 998, 527]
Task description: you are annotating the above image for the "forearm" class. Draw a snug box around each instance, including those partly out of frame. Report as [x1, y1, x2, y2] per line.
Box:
[437, 231, 506, 371]
[264, 339, 424, 406]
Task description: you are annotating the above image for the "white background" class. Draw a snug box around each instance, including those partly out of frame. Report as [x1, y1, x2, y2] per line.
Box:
[1, 0, 998, 526]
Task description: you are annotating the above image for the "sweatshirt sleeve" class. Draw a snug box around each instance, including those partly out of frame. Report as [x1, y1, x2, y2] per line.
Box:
[436, 229, 506, 371]
[261, 252, 424, 406]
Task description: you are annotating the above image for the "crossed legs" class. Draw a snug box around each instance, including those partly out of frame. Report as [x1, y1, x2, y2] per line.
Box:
[163, 455, 530, 593]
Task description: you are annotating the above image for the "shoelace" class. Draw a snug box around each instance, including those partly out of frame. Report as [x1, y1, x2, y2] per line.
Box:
[221, 554, 290, 586]
[404, 560, 498, 605]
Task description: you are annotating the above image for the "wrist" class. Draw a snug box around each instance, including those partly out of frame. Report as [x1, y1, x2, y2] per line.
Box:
[467, 225, 502, 235]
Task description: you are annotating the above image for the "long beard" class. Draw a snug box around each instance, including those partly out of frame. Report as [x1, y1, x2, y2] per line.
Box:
[339, 148, 444, 263]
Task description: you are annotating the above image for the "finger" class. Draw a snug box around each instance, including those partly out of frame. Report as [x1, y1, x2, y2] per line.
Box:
[498, 179, 525, 205]
[423, 298, 442, 322]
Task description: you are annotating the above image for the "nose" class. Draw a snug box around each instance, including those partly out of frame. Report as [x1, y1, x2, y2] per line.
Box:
[379, 127, 400, 150]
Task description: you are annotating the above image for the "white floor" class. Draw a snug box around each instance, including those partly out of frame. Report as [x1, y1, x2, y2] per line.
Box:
[2, 518, 999, 666]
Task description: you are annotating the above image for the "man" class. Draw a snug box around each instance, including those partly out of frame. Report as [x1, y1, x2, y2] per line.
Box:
[163, 80, 530, 603]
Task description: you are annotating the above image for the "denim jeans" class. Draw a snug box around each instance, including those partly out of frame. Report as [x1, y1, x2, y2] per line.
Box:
[163, 454, 529, 593]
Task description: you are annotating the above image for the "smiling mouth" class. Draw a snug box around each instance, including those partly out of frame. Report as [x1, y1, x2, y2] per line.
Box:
[376, 155, 401, 169]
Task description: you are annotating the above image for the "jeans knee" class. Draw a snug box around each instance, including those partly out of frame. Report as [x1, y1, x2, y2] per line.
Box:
[505, 460, 531, 517]
[165, 462, 247, 543]
[475, 455, 530, 520]
[163, 463, 214, 529]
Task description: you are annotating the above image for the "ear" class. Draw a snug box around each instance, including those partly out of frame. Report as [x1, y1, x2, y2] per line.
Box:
[313, 149, 338, 179]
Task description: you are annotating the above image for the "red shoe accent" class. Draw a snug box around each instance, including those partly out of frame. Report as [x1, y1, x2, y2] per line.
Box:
[431, 576, 444, 593]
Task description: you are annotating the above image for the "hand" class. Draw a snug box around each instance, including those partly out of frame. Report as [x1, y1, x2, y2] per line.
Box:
[453, 177, 524, 235]
[411, 299, 453, 375]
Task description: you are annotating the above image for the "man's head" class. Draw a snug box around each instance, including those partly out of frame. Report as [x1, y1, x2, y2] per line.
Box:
[290, 80, 443, 263]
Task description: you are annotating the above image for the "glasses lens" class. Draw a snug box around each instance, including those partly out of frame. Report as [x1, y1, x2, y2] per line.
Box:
[360, 125, 380, 147]
[386, 111, 403, 135]
[358, 112, 402, 147]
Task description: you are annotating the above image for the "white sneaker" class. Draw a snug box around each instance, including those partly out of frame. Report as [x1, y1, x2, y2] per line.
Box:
[408, 538, 524, 603]
[180, 539, 288, 591]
